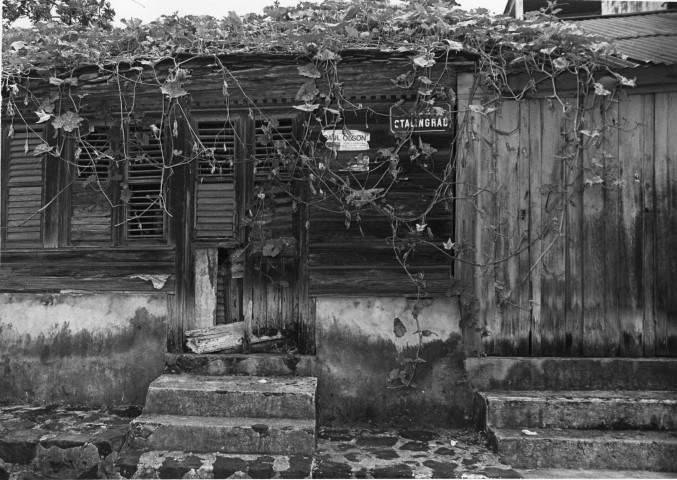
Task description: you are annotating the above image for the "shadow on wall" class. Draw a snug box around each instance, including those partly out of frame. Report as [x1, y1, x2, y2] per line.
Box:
[0, 293, 167, 407]
[315, 296, 474, 427]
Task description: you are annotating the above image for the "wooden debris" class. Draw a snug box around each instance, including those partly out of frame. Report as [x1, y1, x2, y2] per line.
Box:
[185, 322, 284, 354]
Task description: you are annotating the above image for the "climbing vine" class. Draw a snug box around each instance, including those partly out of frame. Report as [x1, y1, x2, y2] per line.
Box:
[2, 0, 636, 387]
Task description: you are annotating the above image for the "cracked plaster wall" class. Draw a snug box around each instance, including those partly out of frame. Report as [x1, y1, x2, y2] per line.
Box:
[314, 296, 474, 427]
[0, 293, 167, 406]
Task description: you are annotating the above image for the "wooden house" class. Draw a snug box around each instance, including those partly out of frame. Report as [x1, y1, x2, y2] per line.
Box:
[1, 5, 676, 434]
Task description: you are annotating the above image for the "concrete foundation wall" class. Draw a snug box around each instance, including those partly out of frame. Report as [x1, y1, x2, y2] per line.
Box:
[0, 293, 167, 407]
[315, 296, 473, 427]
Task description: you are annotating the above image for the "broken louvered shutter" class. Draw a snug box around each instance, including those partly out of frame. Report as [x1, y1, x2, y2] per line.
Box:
[125, 127, 165, 241]
[3, 126, 45, 245]
[253, 117, 298, 239]
[194, 120, 236, 240]
[70, 127, 113, 244]
[254, 117, 296, 182]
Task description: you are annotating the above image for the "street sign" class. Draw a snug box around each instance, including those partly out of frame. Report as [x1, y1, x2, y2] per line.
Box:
[390, 104, 452, 134]
[322, 129, 370, 151]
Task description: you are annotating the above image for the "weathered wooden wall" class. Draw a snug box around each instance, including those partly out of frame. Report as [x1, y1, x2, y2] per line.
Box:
[2, 53, 465, 354]
[308, 107, 455, 297]
[456, 73, 677, 357]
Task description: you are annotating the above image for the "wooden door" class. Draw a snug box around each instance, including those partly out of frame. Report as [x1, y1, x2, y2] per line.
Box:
[456, 90, 677, 358]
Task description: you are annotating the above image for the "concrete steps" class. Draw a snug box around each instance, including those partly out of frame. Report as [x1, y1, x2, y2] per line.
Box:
[479, 390, 677, 430]
[469, 357, 677, 472]
[128, 414, 316, 454]
[489, 428, 677, 471]
[144, 374, 317, 419]
[124, 354, 318, 465]
[164, 353, 316, 377]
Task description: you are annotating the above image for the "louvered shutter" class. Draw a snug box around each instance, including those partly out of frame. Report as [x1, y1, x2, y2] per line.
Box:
[254, 117, 296, 182]
[194, 120, 236, 239]
[253, 117, 298, 239]
[71, 127, 113, 243]
[126, 128, 165, 240]
[4, 127, 44, 245]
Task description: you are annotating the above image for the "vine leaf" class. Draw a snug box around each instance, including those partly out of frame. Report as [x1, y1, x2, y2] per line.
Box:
[52, 111, 84, 132]
[345, 25, 359, 38]
[35, 109, 52, 123]
[584, 175, 604, 186]
[298, 63, 321, 78]
[295, 79, 319, 102]
[262, 238, 283, 258]
[413, 54, 435, 68]
[315, 49, 338, 61]
[9, 41, 26, 51]
[33, 143, 53, 156]
[552, 57, 569, 70]
[120, 184, 132, 204]
[445, 39, 464, 50]
[161, 81, 187, 98]
[393, 317, 407, 338]
[293, 104, 320, 112]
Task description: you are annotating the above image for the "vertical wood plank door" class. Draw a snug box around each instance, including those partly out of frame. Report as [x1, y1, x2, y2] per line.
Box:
[457, 92, 677, 357]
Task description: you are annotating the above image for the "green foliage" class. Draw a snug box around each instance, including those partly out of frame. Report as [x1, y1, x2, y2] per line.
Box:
[3, 0, 115, 29]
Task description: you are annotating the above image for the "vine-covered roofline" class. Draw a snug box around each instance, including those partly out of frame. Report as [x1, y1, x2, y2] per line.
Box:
[3, 0, 624, 81]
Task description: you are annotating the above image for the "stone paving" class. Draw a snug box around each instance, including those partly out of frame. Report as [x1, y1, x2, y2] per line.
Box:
[0, 404, 137, 480]
[0, 404, 520, 479]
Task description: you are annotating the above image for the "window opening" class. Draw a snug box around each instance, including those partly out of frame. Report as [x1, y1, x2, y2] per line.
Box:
[125, 126, 165, 240]
[194, 119, 237, 239]
[254, 117, 295, 181]
[3, 126, 44, 245]
[71, 126, 113, 243]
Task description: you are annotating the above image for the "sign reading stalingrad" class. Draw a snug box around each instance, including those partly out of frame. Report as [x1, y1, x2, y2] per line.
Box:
[390, 104, 452, 134]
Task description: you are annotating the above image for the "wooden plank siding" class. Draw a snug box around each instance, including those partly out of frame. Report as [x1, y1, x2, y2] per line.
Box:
[456, 83, 677, 357]
[307, 106, 455, 297]
[0, 247, 175, 292]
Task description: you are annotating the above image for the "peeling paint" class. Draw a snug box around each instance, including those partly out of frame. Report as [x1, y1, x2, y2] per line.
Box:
[314, 296, 473, 427]
[0, 293, 167, 406]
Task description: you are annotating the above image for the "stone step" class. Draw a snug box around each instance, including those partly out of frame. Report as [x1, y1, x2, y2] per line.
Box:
[144, 374, 316, 419]
[165, 353, 316, 377]
[128, 414, 316, 455]
[466, 357, 677, 391]
[116, 449, 313, 479]
[489, 428, 677, 471]
[477, 390, 677, 430]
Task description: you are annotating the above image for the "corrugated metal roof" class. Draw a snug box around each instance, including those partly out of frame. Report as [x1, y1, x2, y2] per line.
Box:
[574, 11, 677, 65]
[613, 36, 677, 65]
[577, 11, 677, 38]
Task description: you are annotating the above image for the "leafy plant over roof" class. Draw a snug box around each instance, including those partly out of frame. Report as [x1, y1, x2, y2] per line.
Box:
[2, 0, 622, 78]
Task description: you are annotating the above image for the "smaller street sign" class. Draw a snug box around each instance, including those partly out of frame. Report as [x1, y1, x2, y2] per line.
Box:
[322, 129, 371, 151]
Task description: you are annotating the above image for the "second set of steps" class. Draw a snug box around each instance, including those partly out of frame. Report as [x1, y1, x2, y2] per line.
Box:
[128, 354, 317, 456]
[468, 357, 677, 472]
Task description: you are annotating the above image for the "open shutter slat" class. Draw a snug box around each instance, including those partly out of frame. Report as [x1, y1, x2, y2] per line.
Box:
[126, 127, 165, 241]
[5, 128, 44, 245]
[194, 120, 236, 239]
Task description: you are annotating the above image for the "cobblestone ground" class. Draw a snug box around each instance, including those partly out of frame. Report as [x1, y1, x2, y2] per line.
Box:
[313, 427, 520, 479]
[1, 405, 520, 479]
